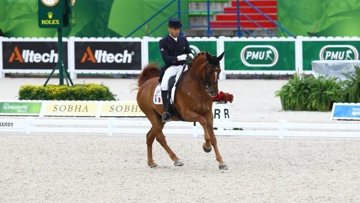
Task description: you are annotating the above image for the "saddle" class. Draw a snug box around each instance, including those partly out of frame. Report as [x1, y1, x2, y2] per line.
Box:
[153, 65, 188, 120]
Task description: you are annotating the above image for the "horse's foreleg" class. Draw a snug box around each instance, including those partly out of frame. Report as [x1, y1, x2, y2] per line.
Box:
[199, 117, 212, 151]
[146, 127, 157, 168]
[209, 129, 228, 170]
[183, 111, 212, 150]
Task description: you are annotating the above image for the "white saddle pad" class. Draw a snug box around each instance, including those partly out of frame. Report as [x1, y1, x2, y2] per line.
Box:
[153, 65, 188, 105]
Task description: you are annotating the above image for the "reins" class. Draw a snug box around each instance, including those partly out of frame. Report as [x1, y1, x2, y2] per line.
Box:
[190, 61, 219, 92]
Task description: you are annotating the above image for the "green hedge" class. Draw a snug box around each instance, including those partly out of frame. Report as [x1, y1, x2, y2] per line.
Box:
[19, 83, 117, 101]
[275, 65, 360, 111]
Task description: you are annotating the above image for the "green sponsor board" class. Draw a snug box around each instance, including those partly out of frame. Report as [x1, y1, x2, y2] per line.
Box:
[0, 102, 42, 114]
[148, 41, 217, 66]
[278, 0, 360, 37]
[302, 41, 360, 71]
[224, 41, 295, 71]
[0, 0, 188, 38]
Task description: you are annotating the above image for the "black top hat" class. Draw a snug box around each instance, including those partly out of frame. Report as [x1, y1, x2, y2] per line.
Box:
[168, 18, 182, 29]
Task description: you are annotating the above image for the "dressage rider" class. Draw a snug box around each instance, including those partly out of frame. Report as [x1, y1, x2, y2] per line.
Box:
[158, 18, 194, 122]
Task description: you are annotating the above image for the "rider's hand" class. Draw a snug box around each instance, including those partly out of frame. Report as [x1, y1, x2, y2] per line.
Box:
[177, 54, 187, 61]
[187, 53, 194, 60]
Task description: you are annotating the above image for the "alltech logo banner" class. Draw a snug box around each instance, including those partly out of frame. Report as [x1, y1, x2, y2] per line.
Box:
[2, 41, 68, 69]
[74, 41, 141, 70]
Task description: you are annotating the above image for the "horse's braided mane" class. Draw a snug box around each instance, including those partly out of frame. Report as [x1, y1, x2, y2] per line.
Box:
[190, 51, 220, 67]
[189, 52, 206, 67]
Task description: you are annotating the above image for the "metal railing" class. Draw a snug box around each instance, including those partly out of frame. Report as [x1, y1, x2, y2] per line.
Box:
[189, 0, 290, 37]
[200, 0, 294, 37]
[126, 0, 294, 38]
[125, 0, 179, 38]
[242, 0, 294, 37]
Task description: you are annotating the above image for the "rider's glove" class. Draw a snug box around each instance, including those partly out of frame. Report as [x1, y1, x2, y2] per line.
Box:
[187, 53, 194, 60]
[177, 54, 187, 61]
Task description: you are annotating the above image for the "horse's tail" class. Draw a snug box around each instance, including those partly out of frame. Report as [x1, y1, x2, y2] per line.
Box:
[138, 63, 161, 87]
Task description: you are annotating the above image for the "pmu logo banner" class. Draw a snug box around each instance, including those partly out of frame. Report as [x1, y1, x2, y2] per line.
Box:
[74, 41, 141, 70]
[224, 41, 295, 71]
[302, 40, 360, 71]
[2, 41, 68, 70]
[240, 45, 279, 67]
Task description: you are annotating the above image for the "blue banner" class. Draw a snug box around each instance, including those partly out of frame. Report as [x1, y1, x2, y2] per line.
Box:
[332, 103, 360, 120]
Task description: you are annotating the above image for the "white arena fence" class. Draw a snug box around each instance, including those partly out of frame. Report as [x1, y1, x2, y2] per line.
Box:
[1, 117, 360, 138]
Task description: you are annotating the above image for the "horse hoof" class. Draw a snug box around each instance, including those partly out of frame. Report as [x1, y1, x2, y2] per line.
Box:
[219, 164, 228, 170]
[149, 163, 158, 168]
[203, 145, 212, 153]
[174, 160, 184, 166]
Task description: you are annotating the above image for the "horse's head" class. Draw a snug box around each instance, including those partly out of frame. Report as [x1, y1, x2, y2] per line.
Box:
[190, 51, 224, 96]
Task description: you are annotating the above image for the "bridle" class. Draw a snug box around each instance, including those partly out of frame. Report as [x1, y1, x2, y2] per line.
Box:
[191, 61, 220, 95]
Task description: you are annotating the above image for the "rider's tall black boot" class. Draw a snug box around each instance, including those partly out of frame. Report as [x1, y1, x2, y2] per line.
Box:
[161, 90, 171, 122]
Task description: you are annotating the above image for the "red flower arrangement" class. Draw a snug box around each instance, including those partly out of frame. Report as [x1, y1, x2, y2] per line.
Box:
[211, 91, 234, 104]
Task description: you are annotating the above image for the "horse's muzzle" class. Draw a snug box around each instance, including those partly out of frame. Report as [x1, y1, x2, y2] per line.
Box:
[208, 88, 218, 97]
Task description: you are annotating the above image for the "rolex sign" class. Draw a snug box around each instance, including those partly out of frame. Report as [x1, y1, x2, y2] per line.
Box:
[38, 0, 69, 28]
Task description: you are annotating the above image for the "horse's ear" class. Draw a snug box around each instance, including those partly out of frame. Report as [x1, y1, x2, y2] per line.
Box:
[206, 51, 211, 58]
[217, 52, 225, 61]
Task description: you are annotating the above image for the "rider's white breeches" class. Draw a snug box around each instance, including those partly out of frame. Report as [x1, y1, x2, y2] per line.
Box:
[161, 65, 182, 91]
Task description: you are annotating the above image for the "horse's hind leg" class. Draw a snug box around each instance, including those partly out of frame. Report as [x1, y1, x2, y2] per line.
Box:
[147, 117, 183, 167]
[146, 127, 158, 168]
[155, 130, 184, 167]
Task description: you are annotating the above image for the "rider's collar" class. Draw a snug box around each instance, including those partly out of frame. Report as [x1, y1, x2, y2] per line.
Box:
[169, 34, 178, 42]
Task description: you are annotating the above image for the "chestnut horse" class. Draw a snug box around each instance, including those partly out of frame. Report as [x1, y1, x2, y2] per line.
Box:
[136, 52, 228, 170]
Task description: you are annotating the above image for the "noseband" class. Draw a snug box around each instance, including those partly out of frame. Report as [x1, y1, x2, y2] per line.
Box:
[204, 61, 220, 91]
[191, 61, 220, 93]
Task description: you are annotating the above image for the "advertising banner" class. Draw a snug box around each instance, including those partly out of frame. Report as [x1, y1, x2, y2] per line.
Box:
[0, 100, 145, 117]
[278, 0, 360, 37]
[332, 103, 360, 120]
[0, 119, 27, 129]
[38, 0, 67, 28]
[100, 101, 144, 117]
[0, 102, 42, 115]
[74, 41, 141, 70]
[2, 41, 68, 70]
[302, 40, 360, 71]
[42, 101, 98, 116]
[224, 40, 296, 72]
[1, 0, 188, 38]
[148, 40, 217, 66]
